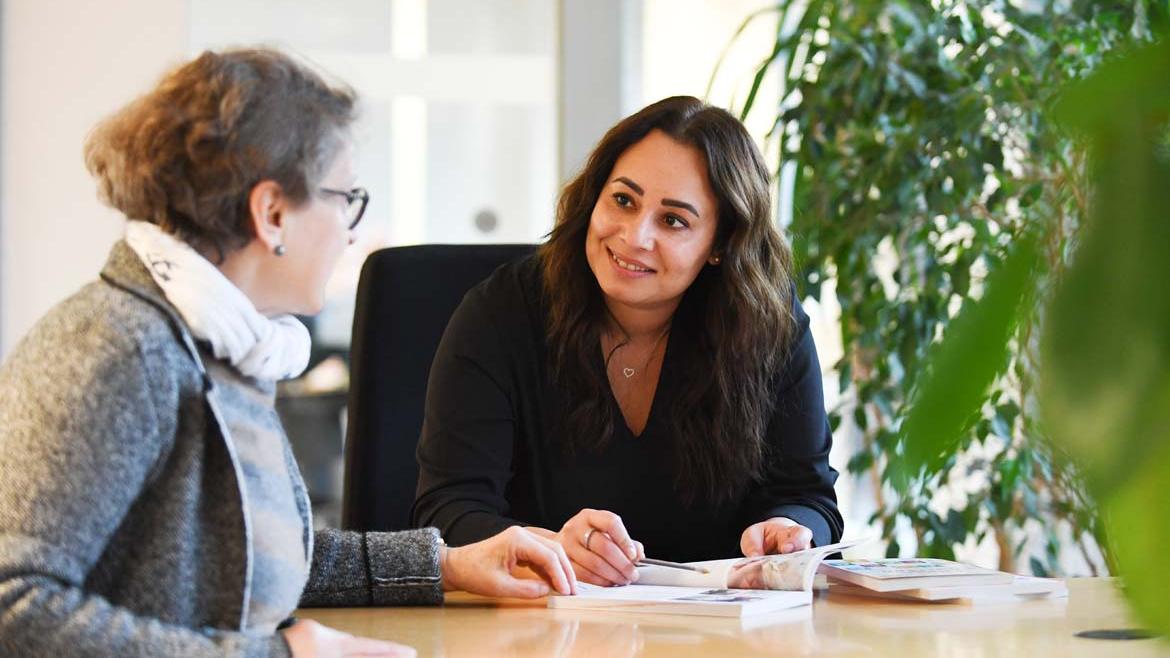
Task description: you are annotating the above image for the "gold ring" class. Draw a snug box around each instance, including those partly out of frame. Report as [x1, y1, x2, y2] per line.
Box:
[583, 527, 596, 550]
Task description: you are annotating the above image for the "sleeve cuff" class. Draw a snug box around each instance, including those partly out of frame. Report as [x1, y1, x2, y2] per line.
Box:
[365, 527, 444, 606]
[766, 505, 835, 548]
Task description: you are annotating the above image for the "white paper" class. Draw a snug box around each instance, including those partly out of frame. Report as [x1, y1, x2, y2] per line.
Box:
[549, 583, 813, 617]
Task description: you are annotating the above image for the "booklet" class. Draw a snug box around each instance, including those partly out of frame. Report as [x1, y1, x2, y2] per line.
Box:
[635, 538, 868, 591]
[547, 538, 867, 617]
[550, 599, 814, 632]
[547, 583, 813, 618]
[817, 558, 1015, 592]
[827, 574, 1068, 604]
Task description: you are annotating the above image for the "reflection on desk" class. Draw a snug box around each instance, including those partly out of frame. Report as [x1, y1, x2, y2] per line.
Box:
[297, 578, 1170, 657]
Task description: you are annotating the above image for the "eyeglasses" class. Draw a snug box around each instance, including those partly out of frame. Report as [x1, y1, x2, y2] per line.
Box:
[319, 187, 370, 230]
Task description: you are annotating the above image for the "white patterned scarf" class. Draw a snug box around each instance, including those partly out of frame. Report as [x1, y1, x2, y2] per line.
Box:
[124, 220, 311, 381]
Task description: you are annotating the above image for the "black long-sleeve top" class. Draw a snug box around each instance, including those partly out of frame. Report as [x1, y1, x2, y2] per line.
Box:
[412, 256, 842, 561]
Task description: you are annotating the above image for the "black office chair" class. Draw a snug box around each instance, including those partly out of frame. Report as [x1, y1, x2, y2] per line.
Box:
[341, 243, 536, 532]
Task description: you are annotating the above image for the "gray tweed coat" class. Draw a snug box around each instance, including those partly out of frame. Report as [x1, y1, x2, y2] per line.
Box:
[0, 241, 443, 657]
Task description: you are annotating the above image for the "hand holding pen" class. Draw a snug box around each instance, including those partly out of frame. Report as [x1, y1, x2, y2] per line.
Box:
[526, 508, 709, 586]
[547, 508, 646, 586]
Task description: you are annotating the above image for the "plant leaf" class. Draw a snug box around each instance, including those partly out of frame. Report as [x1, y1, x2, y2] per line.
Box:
[1041, 38, 1170, 638]
[1043, 39, 1170, 492]
[898, 234, 1041, 484]
[1101, 439, 1170, 632]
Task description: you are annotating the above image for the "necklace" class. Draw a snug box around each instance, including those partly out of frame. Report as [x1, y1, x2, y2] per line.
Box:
[605, 325, 670, 379]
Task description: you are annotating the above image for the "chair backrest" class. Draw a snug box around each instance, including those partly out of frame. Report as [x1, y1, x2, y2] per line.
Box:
[341, 243, 536, 532]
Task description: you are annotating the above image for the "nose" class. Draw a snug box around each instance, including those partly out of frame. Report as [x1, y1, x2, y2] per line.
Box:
[621, 210, 655, 251]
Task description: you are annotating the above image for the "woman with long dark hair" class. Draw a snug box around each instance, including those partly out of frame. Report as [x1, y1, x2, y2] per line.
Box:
[414, 96, 842, 587]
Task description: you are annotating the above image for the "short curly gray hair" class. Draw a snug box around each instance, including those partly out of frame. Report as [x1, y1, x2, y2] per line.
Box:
[84, 48, 357, 259]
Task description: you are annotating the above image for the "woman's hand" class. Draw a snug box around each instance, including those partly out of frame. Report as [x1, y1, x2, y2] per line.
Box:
[739, 517, 813, 557]
[440, 525, 577, 597]
[282, 619, 415, 657]
[547, 508, 645, 587]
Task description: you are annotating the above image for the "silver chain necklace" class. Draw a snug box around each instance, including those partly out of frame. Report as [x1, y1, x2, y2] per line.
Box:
[607, 326, 670, 379]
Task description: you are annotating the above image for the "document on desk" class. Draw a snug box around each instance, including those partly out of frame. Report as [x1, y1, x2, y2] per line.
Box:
[548, 539, 867, 617]
[548, 583, 812, 618]
[827, 574, 1068, 604]
[635, 538, 868, 591]
[817, 557, 1015, 592]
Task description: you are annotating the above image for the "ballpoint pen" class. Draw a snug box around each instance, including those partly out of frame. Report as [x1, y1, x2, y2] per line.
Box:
[637, 557, 710, 574]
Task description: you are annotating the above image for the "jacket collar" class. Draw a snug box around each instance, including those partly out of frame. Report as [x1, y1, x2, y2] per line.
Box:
[99, 239, 210, 379]
[99, 238, 169, 304]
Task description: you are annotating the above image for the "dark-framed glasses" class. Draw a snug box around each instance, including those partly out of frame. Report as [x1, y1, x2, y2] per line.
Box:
[319, 187, 370, 230]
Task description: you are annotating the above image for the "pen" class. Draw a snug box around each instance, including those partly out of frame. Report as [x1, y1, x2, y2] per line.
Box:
[637, 558, 710, 574]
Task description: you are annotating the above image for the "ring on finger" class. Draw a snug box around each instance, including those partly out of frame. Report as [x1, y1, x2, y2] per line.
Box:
[583, 527, 597, 550]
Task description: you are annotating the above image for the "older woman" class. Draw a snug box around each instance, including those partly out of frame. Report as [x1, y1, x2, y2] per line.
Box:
[414, 96, 843, 587]
[0, 49, 573, 658]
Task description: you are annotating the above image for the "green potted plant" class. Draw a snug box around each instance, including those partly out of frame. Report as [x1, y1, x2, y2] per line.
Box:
[719, 0, 1162, 579]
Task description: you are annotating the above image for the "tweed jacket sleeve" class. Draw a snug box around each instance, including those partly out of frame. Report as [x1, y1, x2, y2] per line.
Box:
[301, 527, 444, 607]
[0, 291, 288, 658]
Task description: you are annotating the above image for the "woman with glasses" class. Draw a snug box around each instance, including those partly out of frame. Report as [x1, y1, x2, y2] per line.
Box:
[0, 48, 574, 658]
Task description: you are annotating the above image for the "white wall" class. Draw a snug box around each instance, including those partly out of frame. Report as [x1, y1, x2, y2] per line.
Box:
[0, 0, 639, 357]
[558, 0, 641, 180]
[1, 0, 188, 357]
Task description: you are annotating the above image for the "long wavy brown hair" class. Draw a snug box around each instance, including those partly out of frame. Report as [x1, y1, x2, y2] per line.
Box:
[540, 96, 797, 506]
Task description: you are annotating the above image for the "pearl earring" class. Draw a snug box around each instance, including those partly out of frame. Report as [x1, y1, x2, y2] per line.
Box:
[274, 245, 287, 257]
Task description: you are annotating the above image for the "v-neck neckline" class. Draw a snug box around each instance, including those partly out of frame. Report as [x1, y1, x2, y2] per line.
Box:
[601, 331, 675, 439]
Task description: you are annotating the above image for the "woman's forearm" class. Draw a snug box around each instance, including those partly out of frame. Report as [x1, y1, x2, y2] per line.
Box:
[301, 528, 443, 607]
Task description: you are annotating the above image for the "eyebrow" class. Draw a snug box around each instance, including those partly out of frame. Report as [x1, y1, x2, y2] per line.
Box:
[613, 177, 643, 196]
[613, 177, 702, 218]
[663, 198, 700, 218]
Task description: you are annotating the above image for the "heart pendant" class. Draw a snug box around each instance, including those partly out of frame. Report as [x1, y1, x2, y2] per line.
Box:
[622, 367, 635, 378]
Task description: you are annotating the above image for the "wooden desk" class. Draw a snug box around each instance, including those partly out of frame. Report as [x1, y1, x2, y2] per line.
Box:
[299, 578, 1169, 657]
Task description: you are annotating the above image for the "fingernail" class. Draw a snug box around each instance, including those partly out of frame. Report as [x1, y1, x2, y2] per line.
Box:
[631, 570, 640, 583]
[782, 543, 794, 553]
[627, 543, 637, 559]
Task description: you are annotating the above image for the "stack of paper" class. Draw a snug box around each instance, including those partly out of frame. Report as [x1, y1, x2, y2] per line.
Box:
[819, 558, 1068, 604]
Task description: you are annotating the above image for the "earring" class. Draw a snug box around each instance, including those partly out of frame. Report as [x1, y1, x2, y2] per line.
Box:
[274, 244, 287, 257]
[710, 256, 721, 265]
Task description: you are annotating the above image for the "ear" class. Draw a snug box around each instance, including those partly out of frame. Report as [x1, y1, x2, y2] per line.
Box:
[247, 180, 288, 252]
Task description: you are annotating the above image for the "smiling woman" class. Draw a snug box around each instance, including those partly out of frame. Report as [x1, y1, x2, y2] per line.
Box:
[414, 96, 844, 588]
[584, 131, 720, 438]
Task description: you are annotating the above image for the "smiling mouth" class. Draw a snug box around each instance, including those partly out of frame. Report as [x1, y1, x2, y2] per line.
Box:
[608, 247, 654, 273]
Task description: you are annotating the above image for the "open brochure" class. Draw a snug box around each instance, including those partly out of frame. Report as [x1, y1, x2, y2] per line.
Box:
[548, 584, 812, 618]
[635, 538, 867, 591]
[550, 598, 814, 632]
[547, 538, 868, 618]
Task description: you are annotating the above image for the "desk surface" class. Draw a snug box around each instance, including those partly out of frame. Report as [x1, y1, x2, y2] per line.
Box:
[298, 578, 1168, 657]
